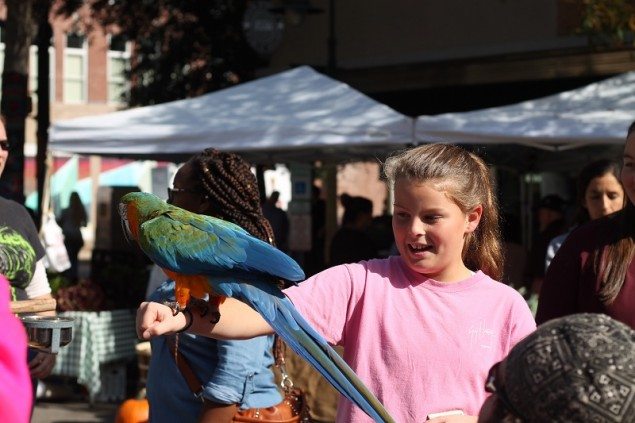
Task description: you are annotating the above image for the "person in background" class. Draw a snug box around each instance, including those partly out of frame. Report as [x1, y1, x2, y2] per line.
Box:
[367, 213, 395, 258]
[536, 121, 635, 329]
[500, 213, 526, 289]
[136, 143, 536, 422]
[329, 194, 377, 266]
[0, 274, 31, 423]
[544, 159, 625, 269]
[0, 119, 56, 400]
[523, 194, 568, 295]
[478, 313, 635, 422]
[305, 184, 326, 277]
[146, 149, 281, 423]
[58, 191, 87, 282]
[261, 190, 290, 252]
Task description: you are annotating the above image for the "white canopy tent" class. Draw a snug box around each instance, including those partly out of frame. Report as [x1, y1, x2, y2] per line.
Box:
[415, 71, 635, 152]
[49, 66, 414, 164]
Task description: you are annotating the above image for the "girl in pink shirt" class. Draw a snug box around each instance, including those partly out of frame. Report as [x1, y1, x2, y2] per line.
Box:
[137, 144, 536, 422]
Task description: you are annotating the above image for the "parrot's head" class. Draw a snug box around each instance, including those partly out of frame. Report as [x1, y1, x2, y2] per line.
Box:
[119, 192, 168, 241]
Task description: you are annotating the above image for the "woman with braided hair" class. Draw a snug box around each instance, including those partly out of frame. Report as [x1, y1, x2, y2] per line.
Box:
[145, 148, 282, 423]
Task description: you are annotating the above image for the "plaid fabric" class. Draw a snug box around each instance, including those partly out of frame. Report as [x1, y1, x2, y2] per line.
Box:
[52, 309, 138, 401]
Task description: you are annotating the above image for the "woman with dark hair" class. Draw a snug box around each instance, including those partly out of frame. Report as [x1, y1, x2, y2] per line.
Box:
[59, 191, 87, 282]
[536, 121, 635, 329]
[544, 158, 625, 269]
[146, 149, 282, 422]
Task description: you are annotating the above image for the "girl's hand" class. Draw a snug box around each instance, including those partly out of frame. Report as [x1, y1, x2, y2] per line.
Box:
[427, 415, 477, 423]
[136, 301, 187, 339]
[28, 351, 56, 379]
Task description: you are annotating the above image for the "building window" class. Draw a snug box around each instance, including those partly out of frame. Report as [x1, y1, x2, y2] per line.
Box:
[29, 45, 55, 105]
[107, 34, 130, 103]
[64, 32, 87, 103]
[66, 32, 84, 49]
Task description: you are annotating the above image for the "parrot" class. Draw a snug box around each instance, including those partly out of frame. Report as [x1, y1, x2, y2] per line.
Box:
[119, 192, 396, 423]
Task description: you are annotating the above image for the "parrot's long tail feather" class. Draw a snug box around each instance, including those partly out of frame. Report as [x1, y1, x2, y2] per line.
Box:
[212, 278, 396, 423]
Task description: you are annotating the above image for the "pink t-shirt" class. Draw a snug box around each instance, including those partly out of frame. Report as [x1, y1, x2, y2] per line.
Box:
[284, 256, 536, 423]
[0, 276, 32, 423]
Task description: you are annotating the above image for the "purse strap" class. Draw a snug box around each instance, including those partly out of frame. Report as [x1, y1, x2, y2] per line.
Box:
[167, 334, 292, 397]
[166, 334, 204, 400]
[273, 335, 295, 393]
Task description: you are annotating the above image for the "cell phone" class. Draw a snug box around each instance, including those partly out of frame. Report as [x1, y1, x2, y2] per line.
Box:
[426, 409, 465, 420]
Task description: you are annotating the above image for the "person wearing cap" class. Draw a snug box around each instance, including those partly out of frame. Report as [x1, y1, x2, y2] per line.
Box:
[536, 121, 635, 329]
[523, 194, 568, 295]
[478, 313, 635, 422]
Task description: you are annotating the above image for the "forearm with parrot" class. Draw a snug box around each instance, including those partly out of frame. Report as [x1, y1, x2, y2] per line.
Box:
[124, 193, 396, 422]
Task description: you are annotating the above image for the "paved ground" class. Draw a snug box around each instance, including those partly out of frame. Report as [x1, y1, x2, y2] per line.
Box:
[30, 261, 129, 423]
[32, 401, 118, 423]
[31, 378, 121, 423]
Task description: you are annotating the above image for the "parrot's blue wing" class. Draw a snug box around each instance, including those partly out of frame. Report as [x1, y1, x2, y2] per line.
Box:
[190, 214, 305, 282]
[211, 277, 395, 423]
[137, 210, 304, 283]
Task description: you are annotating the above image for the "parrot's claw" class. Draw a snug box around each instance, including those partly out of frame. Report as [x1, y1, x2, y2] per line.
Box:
[162, 301, 182, 316]
[210, 310, 221, 324]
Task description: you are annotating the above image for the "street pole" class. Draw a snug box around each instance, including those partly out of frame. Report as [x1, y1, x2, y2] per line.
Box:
[323, 0, 338, 264]
[36, 1, 52, 228]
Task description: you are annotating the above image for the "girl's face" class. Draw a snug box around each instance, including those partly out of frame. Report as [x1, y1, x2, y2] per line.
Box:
[170, 161, 209, 213]
[392, 179, 481, 282]
[583, 172, 625, 220]
[621, 132, 635, 207]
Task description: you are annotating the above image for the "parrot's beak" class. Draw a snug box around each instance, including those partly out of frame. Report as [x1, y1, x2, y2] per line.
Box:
[118, 203, 133, 243]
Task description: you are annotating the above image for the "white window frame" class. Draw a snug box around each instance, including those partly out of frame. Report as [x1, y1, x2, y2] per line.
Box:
[107, 35, 131, 104]
[29, 45, 56, 105]
[63, 33, 88, 104]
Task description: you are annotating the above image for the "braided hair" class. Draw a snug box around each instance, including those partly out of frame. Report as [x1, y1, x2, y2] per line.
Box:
[189, 148, 276, 246]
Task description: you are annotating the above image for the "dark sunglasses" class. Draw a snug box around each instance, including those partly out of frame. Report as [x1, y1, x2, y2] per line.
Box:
[485, 362, 525, 420]
[0, 140, 9, 151]
[167, 187, 207, 203]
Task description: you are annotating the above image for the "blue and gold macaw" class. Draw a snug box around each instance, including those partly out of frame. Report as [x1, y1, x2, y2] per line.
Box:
[119, 192, 395, 423]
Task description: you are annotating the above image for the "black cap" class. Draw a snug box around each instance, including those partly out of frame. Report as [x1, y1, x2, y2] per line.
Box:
[536, 194, 565, 213]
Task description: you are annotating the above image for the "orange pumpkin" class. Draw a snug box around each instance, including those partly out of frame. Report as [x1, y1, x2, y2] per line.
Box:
[115, 396, 149, 423]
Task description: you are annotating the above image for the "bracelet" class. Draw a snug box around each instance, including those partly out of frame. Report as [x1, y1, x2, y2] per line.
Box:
[176, 307, 193, 333]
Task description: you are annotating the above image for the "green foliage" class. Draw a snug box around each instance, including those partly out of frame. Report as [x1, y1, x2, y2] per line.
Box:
[56, 0, 265, 107]
[578, 0, 635, 47]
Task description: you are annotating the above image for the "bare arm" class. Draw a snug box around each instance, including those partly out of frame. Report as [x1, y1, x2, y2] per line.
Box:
[136, 297, 274, 341]
[27, 261, 57, 378]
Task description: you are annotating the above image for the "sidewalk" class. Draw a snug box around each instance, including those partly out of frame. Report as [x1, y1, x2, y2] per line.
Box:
[32, 401, 118, 423]
[31, 378, 119, 423]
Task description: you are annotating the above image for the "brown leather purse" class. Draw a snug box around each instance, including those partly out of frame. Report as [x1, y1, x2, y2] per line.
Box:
[168, 335, 311, 422]
[232, 387, 308, 422]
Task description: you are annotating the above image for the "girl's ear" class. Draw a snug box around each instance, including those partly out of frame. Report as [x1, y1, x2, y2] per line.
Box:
[465, 204, 483, 233]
